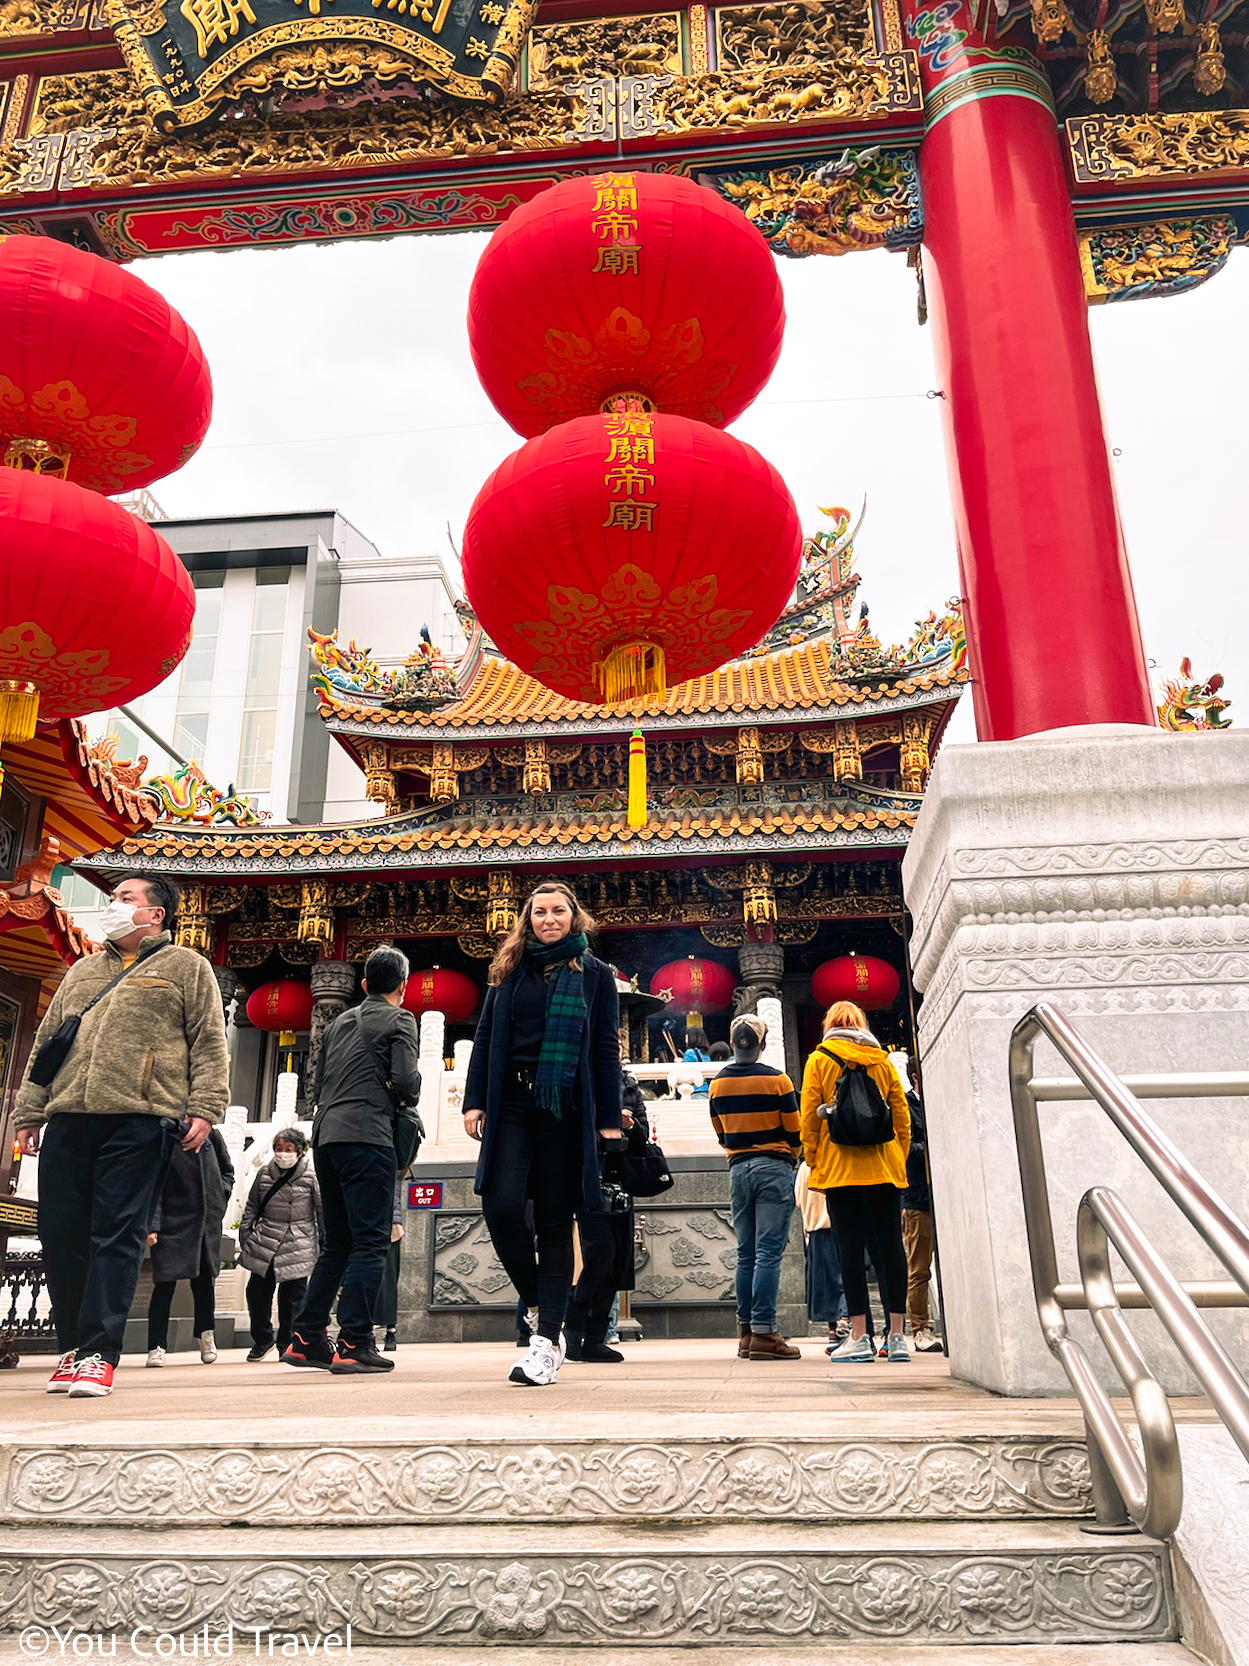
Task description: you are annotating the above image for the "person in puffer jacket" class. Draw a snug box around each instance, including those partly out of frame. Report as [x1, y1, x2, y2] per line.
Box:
[239, 1128, 322, 1361]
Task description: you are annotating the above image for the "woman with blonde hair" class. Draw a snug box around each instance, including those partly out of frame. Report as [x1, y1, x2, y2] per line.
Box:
[463, 881, 623, 1386]
[799, 999, 911, 1363]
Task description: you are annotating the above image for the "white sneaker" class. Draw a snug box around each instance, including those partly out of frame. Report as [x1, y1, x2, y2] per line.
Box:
[146, 1347, 166, 1368]
[913, 1328, 942, 1353]
[508, 1333, 563, 1387]
[198, 1330, 218, 1364]
[523, 1307, 539, 1337]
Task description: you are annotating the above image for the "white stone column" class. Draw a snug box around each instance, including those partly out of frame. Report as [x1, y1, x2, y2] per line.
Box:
[757, 994, 787, 1074]
[417, 1009, 446, 1133]
[903, 727, 1249, 1396]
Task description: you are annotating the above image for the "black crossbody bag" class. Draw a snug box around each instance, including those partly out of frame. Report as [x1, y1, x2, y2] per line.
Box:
[28, 956, 148, 1088]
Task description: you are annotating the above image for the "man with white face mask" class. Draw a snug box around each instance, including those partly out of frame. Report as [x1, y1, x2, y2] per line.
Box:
[14, 874, 230, 1398]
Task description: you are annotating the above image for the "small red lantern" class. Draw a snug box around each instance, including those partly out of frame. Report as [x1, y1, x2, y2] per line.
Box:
[246, 980, 314, 1046]
[650, 957, 737, 1024]
[0, 236, 212, 493]
[811, 955, 901, 1012]
[403, 967, 478, 1024]
[469, 172, 784, 439]
[0, 467, 195, 741]
[462, 411, 802, 704]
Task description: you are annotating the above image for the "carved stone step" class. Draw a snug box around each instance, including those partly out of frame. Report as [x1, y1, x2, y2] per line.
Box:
[0, 1428, 1093, 1527]
[0, 1521, 1174, 1648]
[0, 1644, 1201, 1665]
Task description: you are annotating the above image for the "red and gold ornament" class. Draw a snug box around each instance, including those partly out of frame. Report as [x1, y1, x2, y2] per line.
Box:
[650, 956, 737, 1026]
[246, 979, 315, 1047]
[403, 967, 479, 1024]
[811, 955, 901, 1012]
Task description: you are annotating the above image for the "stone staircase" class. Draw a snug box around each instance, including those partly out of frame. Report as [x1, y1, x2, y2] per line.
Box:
[0, 1418, 1190, 1655]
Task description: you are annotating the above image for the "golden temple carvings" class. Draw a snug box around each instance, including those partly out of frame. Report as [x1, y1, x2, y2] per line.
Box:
[651, 55, 900, 130]
[1078, 216, 1233, 303]
[1083, 29, 1116, 104]
[1143, 0, 1184, 32]
[527, 12, 681, 88]
[1068, 108, 1249, 182]
[9, 65, 592, 191]
[1193, 21, 1226, 96]
[714, 0, 871, 69]
[1029, 0, 1069, 44]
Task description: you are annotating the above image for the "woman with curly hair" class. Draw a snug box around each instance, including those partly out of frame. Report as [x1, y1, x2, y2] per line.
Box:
[463, 881, 623, 1386]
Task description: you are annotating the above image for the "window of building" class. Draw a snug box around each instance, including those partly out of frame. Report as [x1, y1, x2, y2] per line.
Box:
[174, 571, 225, 764]
[237, 570, 289, 804]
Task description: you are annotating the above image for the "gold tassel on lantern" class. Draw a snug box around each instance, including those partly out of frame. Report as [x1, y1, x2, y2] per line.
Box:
[596, 643, 666, 705]
[279, 1030, 297, 1048]
[627, 727, 648, 829]
[0, 680, 39, 743]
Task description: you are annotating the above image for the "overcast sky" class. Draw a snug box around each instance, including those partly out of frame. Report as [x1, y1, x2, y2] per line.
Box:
[140, 231, 1248, 744]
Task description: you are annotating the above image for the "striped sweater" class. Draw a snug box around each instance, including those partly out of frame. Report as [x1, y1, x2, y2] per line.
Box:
[708, 1061, 802, 1166]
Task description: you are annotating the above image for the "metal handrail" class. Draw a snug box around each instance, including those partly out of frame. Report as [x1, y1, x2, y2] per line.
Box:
[1009, 1002, 1249, 1540]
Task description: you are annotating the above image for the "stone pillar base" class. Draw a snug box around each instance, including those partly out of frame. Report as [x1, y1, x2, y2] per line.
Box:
[903, 728, 1249, 1396]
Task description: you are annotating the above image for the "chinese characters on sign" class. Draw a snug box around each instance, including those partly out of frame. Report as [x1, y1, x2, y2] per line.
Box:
[107, 0, 536, 131]
[408, 1182, 445, 1209]
[602, 406, 659, 533]
[591, 173, 641, 275]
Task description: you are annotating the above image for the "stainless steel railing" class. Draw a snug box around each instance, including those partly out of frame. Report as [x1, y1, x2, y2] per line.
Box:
[1009, 1002, 1249, 1540]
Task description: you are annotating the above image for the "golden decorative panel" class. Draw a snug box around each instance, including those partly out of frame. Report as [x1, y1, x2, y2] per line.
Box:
[714, 0, 871, 68]
[1067, 109, 1249, 184]
[527, 12, 681, 89]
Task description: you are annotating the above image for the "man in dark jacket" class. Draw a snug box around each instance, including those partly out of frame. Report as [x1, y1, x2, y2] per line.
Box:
[284, 946, 420, 1375]
[902, 1064, 940, 1352]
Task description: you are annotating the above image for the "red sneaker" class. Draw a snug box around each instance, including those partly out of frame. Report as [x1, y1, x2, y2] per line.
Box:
[281, 1329, 335, 1370]
[46, 1351, 77, 1394]
[67, 1355, 114, 1397]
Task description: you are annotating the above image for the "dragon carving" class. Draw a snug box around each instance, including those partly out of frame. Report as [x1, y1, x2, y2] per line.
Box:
[308, 624, 460, 709]
[142, 760, 269, 825]
[1158, 658, 1232, 731]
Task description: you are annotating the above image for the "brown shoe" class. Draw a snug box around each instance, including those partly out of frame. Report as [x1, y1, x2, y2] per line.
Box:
[748, 1332, 802, 1360]
[737, 1324, 752, 1359]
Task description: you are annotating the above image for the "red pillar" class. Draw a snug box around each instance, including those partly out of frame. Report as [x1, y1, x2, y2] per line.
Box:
[904, 5, 1156, 739]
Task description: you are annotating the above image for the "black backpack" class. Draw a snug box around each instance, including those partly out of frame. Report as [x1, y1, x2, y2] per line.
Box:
[818, 1045, 895, 1147]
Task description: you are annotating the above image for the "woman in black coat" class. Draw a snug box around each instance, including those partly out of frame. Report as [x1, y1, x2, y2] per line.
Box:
[146, 1126, 234, 1366]
[463, 881, 623, 1387]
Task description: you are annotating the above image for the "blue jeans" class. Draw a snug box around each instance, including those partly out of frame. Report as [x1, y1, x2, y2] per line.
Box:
[729, 1156, 797, 1334]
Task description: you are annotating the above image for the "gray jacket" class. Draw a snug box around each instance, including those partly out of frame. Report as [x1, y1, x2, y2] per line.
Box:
[238, 1153, 322, 1282]
[312, 997, 420, 1150]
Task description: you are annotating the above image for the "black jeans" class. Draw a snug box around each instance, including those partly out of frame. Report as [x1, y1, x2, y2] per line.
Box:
[295, 1143, 395, 1343]
[147, 1267, 216, 1349]
[481, 1085, 581, 1343]
[246, 1265, 308, 1353]
[375, 1238, 401, 1331]
[38, 1112, 176, 1365]
[827, 1184, 909, 1321]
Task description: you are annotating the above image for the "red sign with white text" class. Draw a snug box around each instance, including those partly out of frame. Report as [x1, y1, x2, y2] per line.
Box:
[407, 1182, 444, 1209]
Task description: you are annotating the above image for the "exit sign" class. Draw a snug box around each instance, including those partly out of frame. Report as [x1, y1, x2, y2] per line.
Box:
[407, 1182, 444, 1209]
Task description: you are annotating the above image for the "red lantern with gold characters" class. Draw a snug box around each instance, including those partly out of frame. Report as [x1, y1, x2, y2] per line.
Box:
[403, 967, 478, 1024]
[0, 236, 212, 493]
[811, 955, 901, 1012]
[246, 980, 315, 1047]
[468, 172, 785, 438]
[462, 410, 802, 704]
[650, 956, 737, 1025]
[0, 466, 195, 743]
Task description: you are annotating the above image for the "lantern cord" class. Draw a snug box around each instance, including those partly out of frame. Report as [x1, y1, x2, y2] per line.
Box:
[0, 682, 39, 744]
[627, 726, 648, 831]
[595, 643, 666, 705]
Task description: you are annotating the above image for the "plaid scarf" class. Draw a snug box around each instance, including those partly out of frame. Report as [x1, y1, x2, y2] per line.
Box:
[523, 931, 589, 1116]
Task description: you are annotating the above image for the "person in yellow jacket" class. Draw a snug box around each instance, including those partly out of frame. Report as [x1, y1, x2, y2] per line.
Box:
[799, 1000, 912, 1363]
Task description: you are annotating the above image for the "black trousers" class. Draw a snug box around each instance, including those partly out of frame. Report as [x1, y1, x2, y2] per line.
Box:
[295, 1143, 395, 1343]
[246, 1265, 308, 1353]
[375, 1238, 401, 1331]
[826, 1183, 909, 1321]
[148, 1260, 217, 1349]
[38, 1112, 176, 1365]
[481, 1087, 581, 1344]
[568, 1210, 629, 1344]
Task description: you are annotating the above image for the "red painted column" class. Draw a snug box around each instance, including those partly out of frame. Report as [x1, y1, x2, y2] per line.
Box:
[902, 2, 1156, 739]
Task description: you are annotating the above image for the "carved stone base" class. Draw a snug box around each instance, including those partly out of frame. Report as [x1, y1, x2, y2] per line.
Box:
[0, 1526, 1172, 1646]
[903, 728, 1249, 1397]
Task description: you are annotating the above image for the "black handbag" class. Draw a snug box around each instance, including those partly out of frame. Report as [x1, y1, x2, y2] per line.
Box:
[819, 1048, 895, 1147]
[28, 956, 147, 1088]
[621, 1138, 675, 1197]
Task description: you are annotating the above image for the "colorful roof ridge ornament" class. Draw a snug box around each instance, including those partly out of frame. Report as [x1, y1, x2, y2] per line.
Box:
[1157, 658, 1232, 730]
[308, 622, 466, 711]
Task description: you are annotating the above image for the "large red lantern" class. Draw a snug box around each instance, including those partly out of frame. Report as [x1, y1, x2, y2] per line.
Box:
[403, 967, 478, 1024]
[468, 172, 784, 438]
[650, 957, 737, 1024]
[462, 411, 802, 703]
[0, 467, 195, 740]
[0, 236, 212, 493]
[811, 955, 901, 1012]
[246, 980, 314, 1045]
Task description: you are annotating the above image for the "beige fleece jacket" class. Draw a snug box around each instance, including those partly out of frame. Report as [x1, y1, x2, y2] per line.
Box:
[14, 932, 229, 1129]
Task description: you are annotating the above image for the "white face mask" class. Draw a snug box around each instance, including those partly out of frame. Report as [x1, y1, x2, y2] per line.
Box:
[273, 1151, 299, 1169]
[99, 900, 141, 942]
